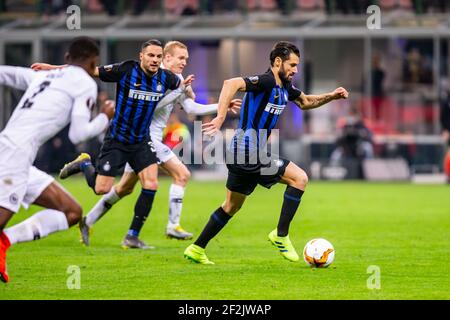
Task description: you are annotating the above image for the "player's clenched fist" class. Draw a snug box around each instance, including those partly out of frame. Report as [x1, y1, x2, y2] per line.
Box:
[333, 87, 349, 99]
[100, 99, 115, 120]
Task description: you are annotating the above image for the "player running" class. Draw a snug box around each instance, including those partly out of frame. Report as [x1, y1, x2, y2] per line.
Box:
[0, 37, 114, 283]
[33, 41, 240, 247]
[184, 41, 349, 264]
[34, 40, 193, 250]
[77, 41, 240, 245]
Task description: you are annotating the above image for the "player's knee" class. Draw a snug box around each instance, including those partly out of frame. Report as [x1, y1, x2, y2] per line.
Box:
[288, 171, 308, 190]
[115, 184, 134, 198]
[174, 169, 191, 187]
[142, 179, 159, 190]
[295, 171, 309, 190]
[94, 185, 112, 195]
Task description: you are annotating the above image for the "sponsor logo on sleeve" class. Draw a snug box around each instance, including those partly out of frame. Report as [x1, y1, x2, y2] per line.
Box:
[248, 76, 259, 84]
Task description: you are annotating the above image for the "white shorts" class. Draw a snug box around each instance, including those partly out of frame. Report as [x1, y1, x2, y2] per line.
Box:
[124, 139, 176, 173]
[22, 166, 54, 210]
[0, 136, 54, 212]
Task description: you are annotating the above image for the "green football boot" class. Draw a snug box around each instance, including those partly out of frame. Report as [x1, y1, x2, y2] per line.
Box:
[268, 229, 299, 262]
[184, 244, 215, 265]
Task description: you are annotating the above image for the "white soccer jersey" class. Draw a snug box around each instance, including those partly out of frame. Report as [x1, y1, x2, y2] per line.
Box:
[149, 64, 185, 143]
[149, 64, 219, 143]
[0, 65, 108, 162]
[0, 65, 109, 213]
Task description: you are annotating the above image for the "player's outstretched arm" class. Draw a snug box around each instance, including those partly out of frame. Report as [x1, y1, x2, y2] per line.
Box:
[202, 77, 245, 136]
[30, 63, 67, 71]
[69, 96, 114, 144]
[0, 65, 37, 90]
[185, 86, 196, 100]
[31, 63, 100, 77]
[154, 88, 185, 111]
[293, 87, 348, 110]
[154, 74, 196, 112]
[181, 97, 241, 116]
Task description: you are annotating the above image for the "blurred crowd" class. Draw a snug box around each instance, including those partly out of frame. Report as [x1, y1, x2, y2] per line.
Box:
[0, 0, 449, 17]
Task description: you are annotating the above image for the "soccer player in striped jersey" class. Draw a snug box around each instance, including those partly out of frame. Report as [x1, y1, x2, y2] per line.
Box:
[0, 37, 114, 282]
[184, 41, 348, 264]
[34, 39, 193, 249]
[76, 41, 240, 246]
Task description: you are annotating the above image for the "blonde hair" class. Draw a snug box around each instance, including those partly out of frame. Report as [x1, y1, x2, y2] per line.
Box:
[164, 41, 188, 55]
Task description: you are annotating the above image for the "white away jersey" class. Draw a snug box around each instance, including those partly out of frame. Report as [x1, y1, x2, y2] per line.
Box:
[149, 64, 184, 142]
[0, 66, 99, 162]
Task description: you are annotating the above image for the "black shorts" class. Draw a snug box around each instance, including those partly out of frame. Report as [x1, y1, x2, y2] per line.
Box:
[96, 135, 158, 177]
[226, 158, 290, 196]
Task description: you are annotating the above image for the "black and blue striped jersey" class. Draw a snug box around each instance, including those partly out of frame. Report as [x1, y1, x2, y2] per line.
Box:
[99, 60, 180, 144]
[230, 69, 302, 158]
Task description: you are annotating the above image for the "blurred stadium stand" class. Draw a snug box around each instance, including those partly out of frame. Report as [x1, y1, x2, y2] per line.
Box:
[0, 0, 449, 180]
[0, 1, 449, 17]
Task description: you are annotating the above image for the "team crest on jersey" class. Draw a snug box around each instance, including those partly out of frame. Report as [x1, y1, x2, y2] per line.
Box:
[248, 76, 259, 84]
[9, 193, 18, 205]
[156, 83, 163, 92]
[103, 161, 111, 172]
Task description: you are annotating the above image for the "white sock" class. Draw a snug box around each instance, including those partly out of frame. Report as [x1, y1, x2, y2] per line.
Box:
[4, 209, 69, 245]
[85, 187, 120, 227]
[167, 184, 185, 229]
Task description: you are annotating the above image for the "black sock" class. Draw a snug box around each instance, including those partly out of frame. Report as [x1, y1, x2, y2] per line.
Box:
[128, 189, 156, 237]
[194, 207, 232, 248]
[80, 161, 97, 191]
[277, 186, 304, 237]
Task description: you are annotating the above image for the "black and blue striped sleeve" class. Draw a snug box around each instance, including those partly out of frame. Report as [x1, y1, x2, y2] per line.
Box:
[287, 82, 302, 101]
[98, 60, 135, 83]
[243, 72, 276, 92]
[164, 70, 181, 90]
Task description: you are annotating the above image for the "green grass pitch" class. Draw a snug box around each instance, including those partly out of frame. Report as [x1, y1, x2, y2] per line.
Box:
[1, 178, 449, 299]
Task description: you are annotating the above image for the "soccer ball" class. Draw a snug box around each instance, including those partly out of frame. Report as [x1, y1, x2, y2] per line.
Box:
[303, 238, 335, 268]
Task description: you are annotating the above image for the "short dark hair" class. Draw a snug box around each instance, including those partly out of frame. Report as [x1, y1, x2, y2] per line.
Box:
[67, 37, 99, 62]
[141, 39, 163, 51]
[269, 41, 300, 66]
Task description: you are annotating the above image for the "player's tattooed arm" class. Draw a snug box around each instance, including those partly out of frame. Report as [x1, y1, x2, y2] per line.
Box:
[202, 77, 245, 136]
[294, 87, 348, 110]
